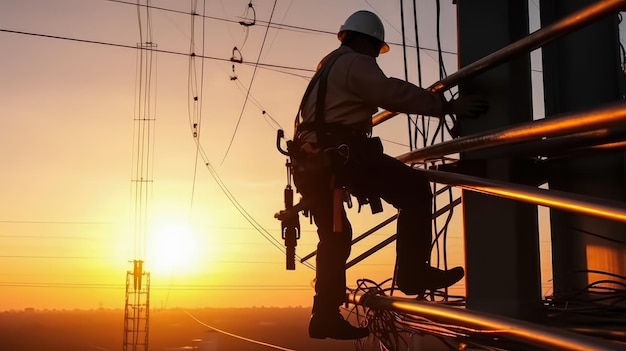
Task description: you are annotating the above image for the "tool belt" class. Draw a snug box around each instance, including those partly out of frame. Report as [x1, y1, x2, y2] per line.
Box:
[341, 135, 384, 214]
[288, 139, 334, 197]
[289, 134, 384, 215]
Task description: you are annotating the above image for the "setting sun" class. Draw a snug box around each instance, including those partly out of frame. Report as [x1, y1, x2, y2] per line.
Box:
[146, 221, 202, 275]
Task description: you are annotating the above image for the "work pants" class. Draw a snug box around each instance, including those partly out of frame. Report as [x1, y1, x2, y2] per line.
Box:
[302, 151, 433, 313]
[348, 153, 434, 291]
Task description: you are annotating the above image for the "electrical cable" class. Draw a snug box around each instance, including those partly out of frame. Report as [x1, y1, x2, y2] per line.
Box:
[102, 0, 456, 56]
[264, 0, 294, 58]
[205, 145, 315, 270]
[187, 0, 206, 220]
[351, 278, 468, 351]
[350, 280, 566, 351]
[0, 255, 107, 260]
[230, 76, 286, 134]
[399, 0, 413, 151]
[0, 22, 316, 268]
[185, 115, 315, 270]
[0, 220, 115, 224]
[236, 1, 255, 52]
[385, 1, 461, 311]
[573, 226, 626, 245]
[0, 281, 314, 291]
[348, 6, 464, 349]
[0, 28, 315, 75]
[219, 0, 279, 166]
[409, 0, 458, 301]
[428, 0, 455, 147]
[184, 310, 297, 351]
[424, 2, 458, 298]
[179, 0, 313, 271]
[413, 0, 426, 150]
[129, 2, 158, 347]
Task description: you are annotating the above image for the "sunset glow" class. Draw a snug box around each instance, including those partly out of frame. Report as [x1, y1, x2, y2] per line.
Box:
[0, 0, 544, 312]
[146, 221, 202, 276]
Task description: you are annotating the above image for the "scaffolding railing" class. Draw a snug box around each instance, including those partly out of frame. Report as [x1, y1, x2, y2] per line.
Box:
[300, 0, 626, 266]
[418, 167, 626, 224]
[348, 293, 624, 351]
[397, 101, 626, 164]
[371, 0, 626, 127]
[337, 0, 626, 349]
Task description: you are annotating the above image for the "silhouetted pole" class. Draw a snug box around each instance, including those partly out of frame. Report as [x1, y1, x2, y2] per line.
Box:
[456, 0, 542, 321]
[540, 0, 626, 297]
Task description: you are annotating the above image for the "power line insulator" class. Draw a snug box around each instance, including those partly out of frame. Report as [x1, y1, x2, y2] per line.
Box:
[239, 1, 256, 27]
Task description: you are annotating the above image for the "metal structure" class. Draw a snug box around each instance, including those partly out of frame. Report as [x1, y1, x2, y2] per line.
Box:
[540, 0, 626, 302]
[123, 4, 156, 349]
[348, 293, 624, 351]
[371, 0, 626, 126]
[395, 101, 626, 164]
[123, 260, 151, 351]
[298, 0, 626, 348]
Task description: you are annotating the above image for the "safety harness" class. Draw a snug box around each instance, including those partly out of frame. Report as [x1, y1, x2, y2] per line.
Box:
[274, 49, 382, 270]
[274, 51, 345, 271]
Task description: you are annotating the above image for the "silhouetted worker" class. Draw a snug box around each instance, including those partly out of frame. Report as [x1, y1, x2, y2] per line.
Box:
[290, 10, 489, 340]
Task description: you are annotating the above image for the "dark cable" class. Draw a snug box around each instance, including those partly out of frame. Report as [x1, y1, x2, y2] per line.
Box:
[0, 28, 315, 74]
[219, 0, 280, 166]
[102, 0, 457, 55]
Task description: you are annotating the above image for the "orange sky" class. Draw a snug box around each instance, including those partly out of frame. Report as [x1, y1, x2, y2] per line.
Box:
[0, 0, 557, 311]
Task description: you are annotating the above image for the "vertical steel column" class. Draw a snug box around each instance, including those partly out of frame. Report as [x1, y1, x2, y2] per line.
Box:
[540, 0, 626, 296]
[456, 1, 542, 320]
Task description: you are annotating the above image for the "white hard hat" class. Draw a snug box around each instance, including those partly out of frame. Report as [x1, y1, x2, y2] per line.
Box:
[338, 10, 390, 54]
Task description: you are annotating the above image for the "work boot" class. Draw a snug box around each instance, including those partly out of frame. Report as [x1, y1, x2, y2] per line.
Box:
[397, 266, 465, 295]
[308, 311, 369, 340]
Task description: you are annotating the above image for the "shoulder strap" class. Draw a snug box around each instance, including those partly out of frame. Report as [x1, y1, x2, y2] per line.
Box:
[295, 50, 348, 136]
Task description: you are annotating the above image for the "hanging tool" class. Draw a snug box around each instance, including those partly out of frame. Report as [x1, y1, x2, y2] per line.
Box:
[281, 177, 300, 270]
[275, 129, 308, 270]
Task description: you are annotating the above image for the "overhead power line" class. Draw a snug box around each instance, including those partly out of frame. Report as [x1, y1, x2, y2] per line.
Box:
[219, 0, 279, 165]
[102, 0, 456, 55]
[0, 220, 115, 225]
[185, 310, 297, 351]
[0, 28, 315, 74]
[0, 281, 313, 290]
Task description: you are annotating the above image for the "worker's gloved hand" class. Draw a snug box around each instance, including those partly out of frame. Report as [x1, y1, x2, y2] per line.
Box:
[449, 95, 489, 118]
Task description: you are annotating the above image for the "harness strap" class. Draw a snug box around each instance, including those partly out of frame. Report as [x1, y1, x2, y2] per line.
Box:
[295, 49, 348, 144]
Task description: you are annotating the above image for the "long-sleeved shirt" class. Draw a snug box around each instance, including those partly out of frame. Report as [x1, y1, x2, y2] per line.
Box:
[297, 45, 447, 143]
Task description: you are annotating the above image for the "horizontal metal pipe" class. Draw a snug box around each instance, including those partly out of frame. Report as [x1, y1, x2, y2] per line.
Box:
[396, 102, 626, 163]
[348, 293, 623, 351]
[303, 196, 462, 265]
[372, 109, 398, 127]
[300, 214, 398, 263]
[336, 199, 461, 268]
[429, 0, 626, 93]
[417, 168, 626, 224]
[346, 234, 396, 270]
[543, 140, 626, 162]
[372, 0, 626, 127]
[569, 328, 626, 343]
[434, 197, 462, 218]
[304, 195, 460, 266]
[481, 128, 626, 160]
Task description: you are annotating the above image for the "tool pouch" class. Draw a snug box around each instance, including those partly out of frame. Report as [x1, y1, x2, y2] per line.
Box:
[288, 140, 333, 197]
[345, 136, 384, 214]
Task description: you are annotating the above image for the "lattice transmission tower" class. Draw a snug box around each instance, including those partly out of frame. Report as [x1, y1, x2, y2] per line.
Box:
[123, 2, 157, 350]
